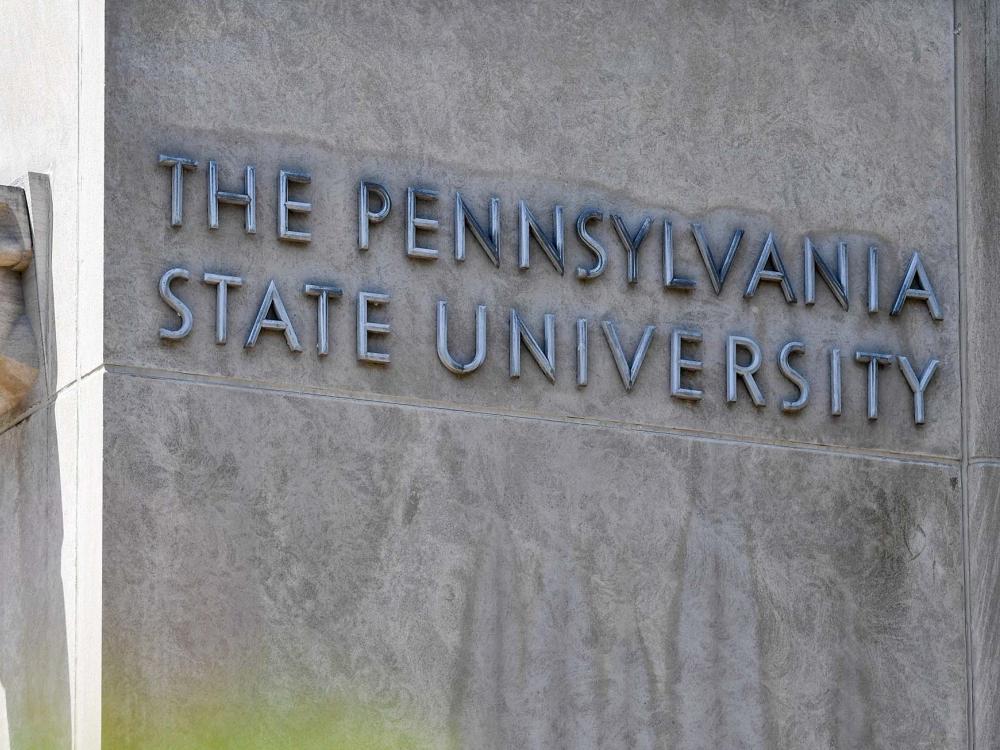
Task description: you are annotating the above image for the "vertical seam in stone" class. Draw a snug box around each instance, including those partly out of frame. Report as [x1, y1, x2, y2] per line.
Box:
[953, 0, 976, 747]
[73, 0, 81, 745]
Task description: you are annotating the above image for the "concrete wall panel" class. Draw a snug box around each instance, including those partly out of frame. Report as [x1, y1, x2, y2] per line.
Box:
[105, 0, 961, 457]
[103, 371, 966, 749]
[97, 2, 980, 748]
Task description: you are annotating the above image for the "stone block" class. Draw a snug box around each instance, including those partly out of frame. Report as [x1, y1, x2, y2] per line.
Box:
[103, 371, 966, 749]
[0, 395, 74, 750]
[104, 0, 960, 458]
[969, 462, 1000, 749]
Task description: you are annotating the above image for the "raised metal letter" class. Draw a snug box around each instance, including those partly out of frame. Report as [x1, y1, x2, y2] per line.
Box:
[867, 246, 879, 314]
[518, 202, 564, 274]
[601, 320, 654, 392]
[358, 181, 391, 251]
[202, 272, 243, 345]
[436, 300, 487, 375]
[691, 224, 743, 295]
[726, 335, 765, 406]
[670, 328, 703, 401]
[304, 283, 343, 356]
[278, 170, 312, 243]
[855, 350, 894, 420]
[744, 232, 797, 303]
[208, 160, 256, 233]
[897, 355, 940, 425]
[575, 209, 607, 280]
[663, 220, 695, 291]
[406, 187, 439, 259]
[576, 318, 588, 387]
[454, 193, 500, 266]
[246, 280, 302, 351]
[803, 238, 848, 310]
[891, 251, 943, 320]
[158, 154, 197, 227]
[778, 340, 809, 412]
[611, 214, 652, 285]
[357, 291, 391, 364]
[158, 267, 193, 339]
[830, 348, 842, 416]
[510, 309, 556, 382]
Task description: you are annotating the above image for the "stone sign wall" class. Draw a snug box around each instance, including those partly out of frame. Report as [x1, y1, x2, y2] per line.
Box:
[2, 1, 999, 748]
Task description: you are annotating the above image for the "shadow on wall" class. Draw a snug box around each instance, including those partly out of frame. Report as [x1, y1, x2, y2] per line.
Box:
[0, 173, 72, 749]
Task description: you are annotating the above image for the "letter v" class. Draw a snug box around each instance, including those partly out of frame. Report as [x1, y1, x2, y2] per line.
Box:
[691, 224, 744, 295]
[601, 320, 655, 392]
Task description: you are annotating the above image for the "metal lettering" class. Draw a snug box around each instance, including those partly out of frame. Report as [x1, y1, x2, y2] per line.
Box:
[855, 350, 894, 420]
[891, 251, 943, 320]
[778, 340, 809, 412]
[867, 245, 879, 314]
[158, 267, 193, 339]
[358, 181, 391, 251]
[436, 300, 487, 375]
[670, 328, 703, 401]
[744, 232, 797, 303]
[803, 238, 848, 310]
[246, 280, 302, 351]
[158, 154, 197, 227]
[406, 187, 439, 259]
[357, 291, 391, 364]
[897, 355, 940, 425]
[830, 348, 843, 416]
[601, 320, 655, 392]
[726, 335, 765, 406]
[518, 201, 564, 274]
[278, 170, 312, 243]
[575, 209, 607, 280]
[663, 220, 695, 291]
[208, 160, 256, 233]
[576, 318, 588, 387]
[691, 224, 744, 295]
[202, 272, 243, 345]
[509, 309, 556, 381]
[610, 214, 652, 284]
[454, 193, 500, 267]
[304, 283, 343, 356]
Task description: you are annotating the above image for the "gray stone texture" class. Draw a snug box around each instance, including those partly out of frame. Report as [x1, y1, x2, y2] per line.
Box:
[0, 399, 71, 750]
[2, 0, 994, 748]
[956, 1, 1000, 748]
[969, 463, 1000, 750]
[96, 1, 977, 748]
[958, 0, 1000, 462]
[104, 371, 966, 749]
[105, 0, 959, 457]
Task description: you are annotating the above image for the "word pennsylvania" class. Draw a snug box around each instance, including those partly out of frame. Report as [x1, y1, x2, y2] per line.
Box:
[155, 156, 945, 426]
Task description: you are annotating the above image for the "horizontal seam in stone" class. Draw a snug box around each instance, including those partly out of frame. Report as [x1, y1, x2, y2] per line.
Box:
[968, 457, 1000, 467]
[0, 363, 104, 438]
[103, 362, 962, 468]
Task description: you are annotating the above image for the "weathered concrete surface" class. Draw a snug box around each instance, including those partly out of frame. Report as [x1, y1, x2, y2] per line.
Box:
[95, 1, 977, 748]
[969, 463, 1000, 750]
[0, 399, 71, 750]
[958, 0, 1000, 463]
[103, 371, 966, 749]
[105, 0, 960, 458]
[956, 2, 1000, 748]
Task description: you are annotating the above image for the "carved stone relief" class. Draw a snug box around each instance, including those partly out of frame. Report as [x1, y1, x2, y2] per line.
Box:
[0, 185, 36, 417]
